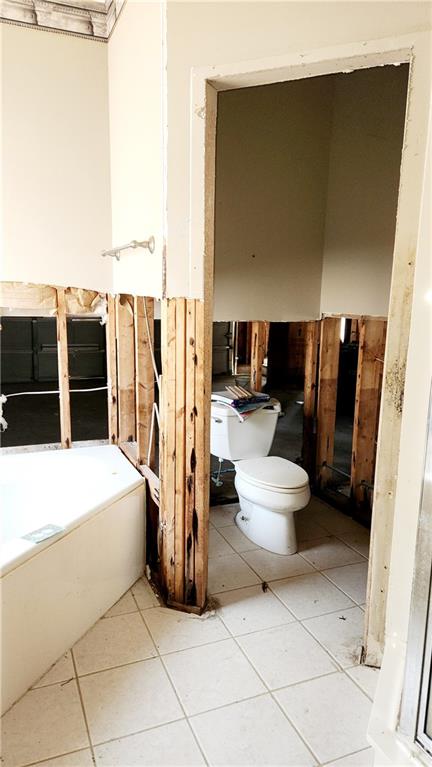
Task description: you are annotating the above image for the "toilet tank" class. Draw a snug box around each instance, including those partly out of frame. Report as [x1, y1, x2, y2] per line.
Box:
[210, 399, 281, 461]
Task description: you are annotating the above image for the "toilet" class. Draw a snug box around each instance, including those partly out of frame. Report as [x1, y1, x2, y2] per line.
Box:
[210, 397, 310, 555]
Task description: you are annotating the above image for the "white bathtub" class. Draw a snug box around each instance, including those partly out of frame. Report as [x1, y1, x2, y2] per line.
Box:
[1, 445, 146, 714]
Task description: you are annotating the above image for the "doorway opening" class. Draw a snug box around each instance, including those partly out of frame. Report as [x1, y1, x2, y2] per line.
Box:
[206, 60, 410, 663]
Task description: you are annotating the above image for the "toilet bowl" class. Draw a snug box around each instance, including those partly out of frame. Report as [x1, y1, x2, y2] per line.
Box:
[210, 397, 311, 555]
[234, 456, 310, 555]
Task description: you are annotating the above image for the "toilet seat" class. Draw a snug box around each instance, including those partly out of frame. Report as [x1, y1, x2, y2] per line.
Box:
[236, 456, 309, 494]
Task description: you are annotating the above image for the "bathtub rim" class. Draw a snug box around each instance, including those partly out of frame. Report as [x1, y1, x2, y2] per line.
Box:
[0, 443, 144, 578]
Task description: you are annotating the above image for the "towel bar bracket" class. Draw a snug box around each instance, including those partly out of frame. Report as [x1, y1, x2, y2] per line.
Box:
[101, 236, 155, 261]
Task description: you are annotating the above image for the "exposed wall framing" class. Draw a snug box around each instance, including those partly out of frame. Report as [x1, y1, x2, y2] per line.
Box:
[250, 320, 267, 391]
[56, 288, 72, 449]
[351, 319, 387, 511]
[302, 320, 320, 480]
[315, 317, 341, 490]
[159, 298, 210, 610]
[115, 295, 136, 443]
[106, 294, 118, 444]
[134, 297, 155, 467]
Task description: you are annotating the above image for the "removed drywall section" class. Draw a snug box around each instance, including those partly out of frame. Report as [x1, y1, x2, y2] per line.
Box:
[214, 78, 334, 321]
[1, 24, 112, 292]
[108, 1, 164, 297]
[320, 65, 409, 317]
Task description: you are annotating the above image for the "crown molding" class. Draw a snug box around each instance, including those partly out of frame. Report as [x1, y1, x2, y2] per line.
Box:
[0, 0, 126, 40]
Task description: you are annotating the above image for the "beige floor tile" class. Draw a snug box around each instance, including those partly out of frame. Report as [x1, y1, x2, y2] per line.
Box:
[346, 665, 380, 700]
[325, 746, 375, 766]
[79, 657, 183, 744]
[324, 563, 369, 604]
[303, 495, 334, 513]
[335, 529, 370, 559]
[275, 672, 371, 764]
[208, 552, 260, 593]
[94, 720, 205, 766]
[303, 607, 365, 668]
[299, 537, 365, 570]
[218, 524, 260, 553]
[104, 590, 138, 617]
[270, 572, 355, 619]
[1, 681, 89, 767]
[33, 651, 75, 688]
[242, 549, 314, 582]
[209, 504, 239, 528]
[131, 577, 160, 609]
[295, 512, 330, 542]
[73, 613, 156, 675]
[238, 622, 337, 689]
[143, 607, 229, 654]
[190, 694, 316, 766]
[27, 749, 94, 767]
[209, 527, 235, 558]
[163, 638, 265, 716]
[216, 584, 295, 636]
[313, 506, 366, 536]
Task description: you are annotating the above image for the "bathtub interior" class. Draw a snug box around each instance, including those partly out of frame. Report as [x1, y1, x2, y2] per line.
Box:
[1, 444, 144, 575]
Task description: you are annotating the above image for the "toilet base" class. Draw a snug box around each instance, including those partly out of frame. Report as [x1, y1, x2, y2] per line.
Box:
[235, 496, 298, 555]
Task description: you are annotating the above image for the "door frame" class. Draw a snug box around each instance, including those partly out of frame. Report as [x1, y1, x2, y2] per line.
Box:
[189, 31, 431, 664]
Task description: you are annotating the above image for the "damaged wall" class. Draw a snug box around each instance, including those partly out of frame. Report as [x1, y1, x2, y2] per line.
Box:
[1, 24, 112, 292]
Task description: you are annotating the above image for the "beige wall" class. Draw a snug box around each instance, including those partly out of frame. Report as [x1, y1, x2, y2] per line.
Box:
[166, 1, 431, 298]
[214, 78, 334, 322]
[108, 1, 164, 297]
[214, 65, 408, 321]
[320, 65, 409, 317]
[1, 24, 112, 292]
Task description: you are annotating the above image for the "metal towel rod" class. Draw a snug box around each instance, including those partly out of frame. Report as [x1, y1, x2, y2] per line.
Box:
[101, 237, 155, 261]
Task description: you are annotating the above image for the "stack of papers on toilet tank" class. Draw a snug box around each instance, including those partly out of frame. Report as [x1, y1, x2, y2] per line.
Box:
[211, 386, 271, 421]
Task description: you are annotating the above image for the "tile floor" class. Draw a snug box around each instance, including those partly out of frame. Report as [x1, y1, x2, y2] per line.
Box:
[2, 497, 378, 767]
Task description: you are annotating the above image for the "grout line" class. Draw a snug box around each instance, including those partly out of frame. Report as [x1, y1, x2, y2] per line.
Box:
[134, 592, 210, 766]
[158, 653, 210, 766]
[203, 528, 328, 764]
[245, 569, 357, 675]
[88, 715, 188, 750]
[70, 648, 97, 766]
[297, 616, 357, 671]
[343, 667, 378, 703]
[209, 508, 370, 730]
[222, 615, 322, 764]
[320, 745, 373, 765]
[225, 525, 369, 613]
[209, 507, 374, 760]
[73, 653, 159, 681]
[102, 607, 139, 619]
[318, 569, 367, 607]
[21, 747, 93, 767]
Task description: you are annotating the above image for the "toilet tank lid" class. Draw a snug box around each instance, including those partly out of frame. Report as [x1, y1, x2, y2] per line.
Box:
[236, 456, 309, 490]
